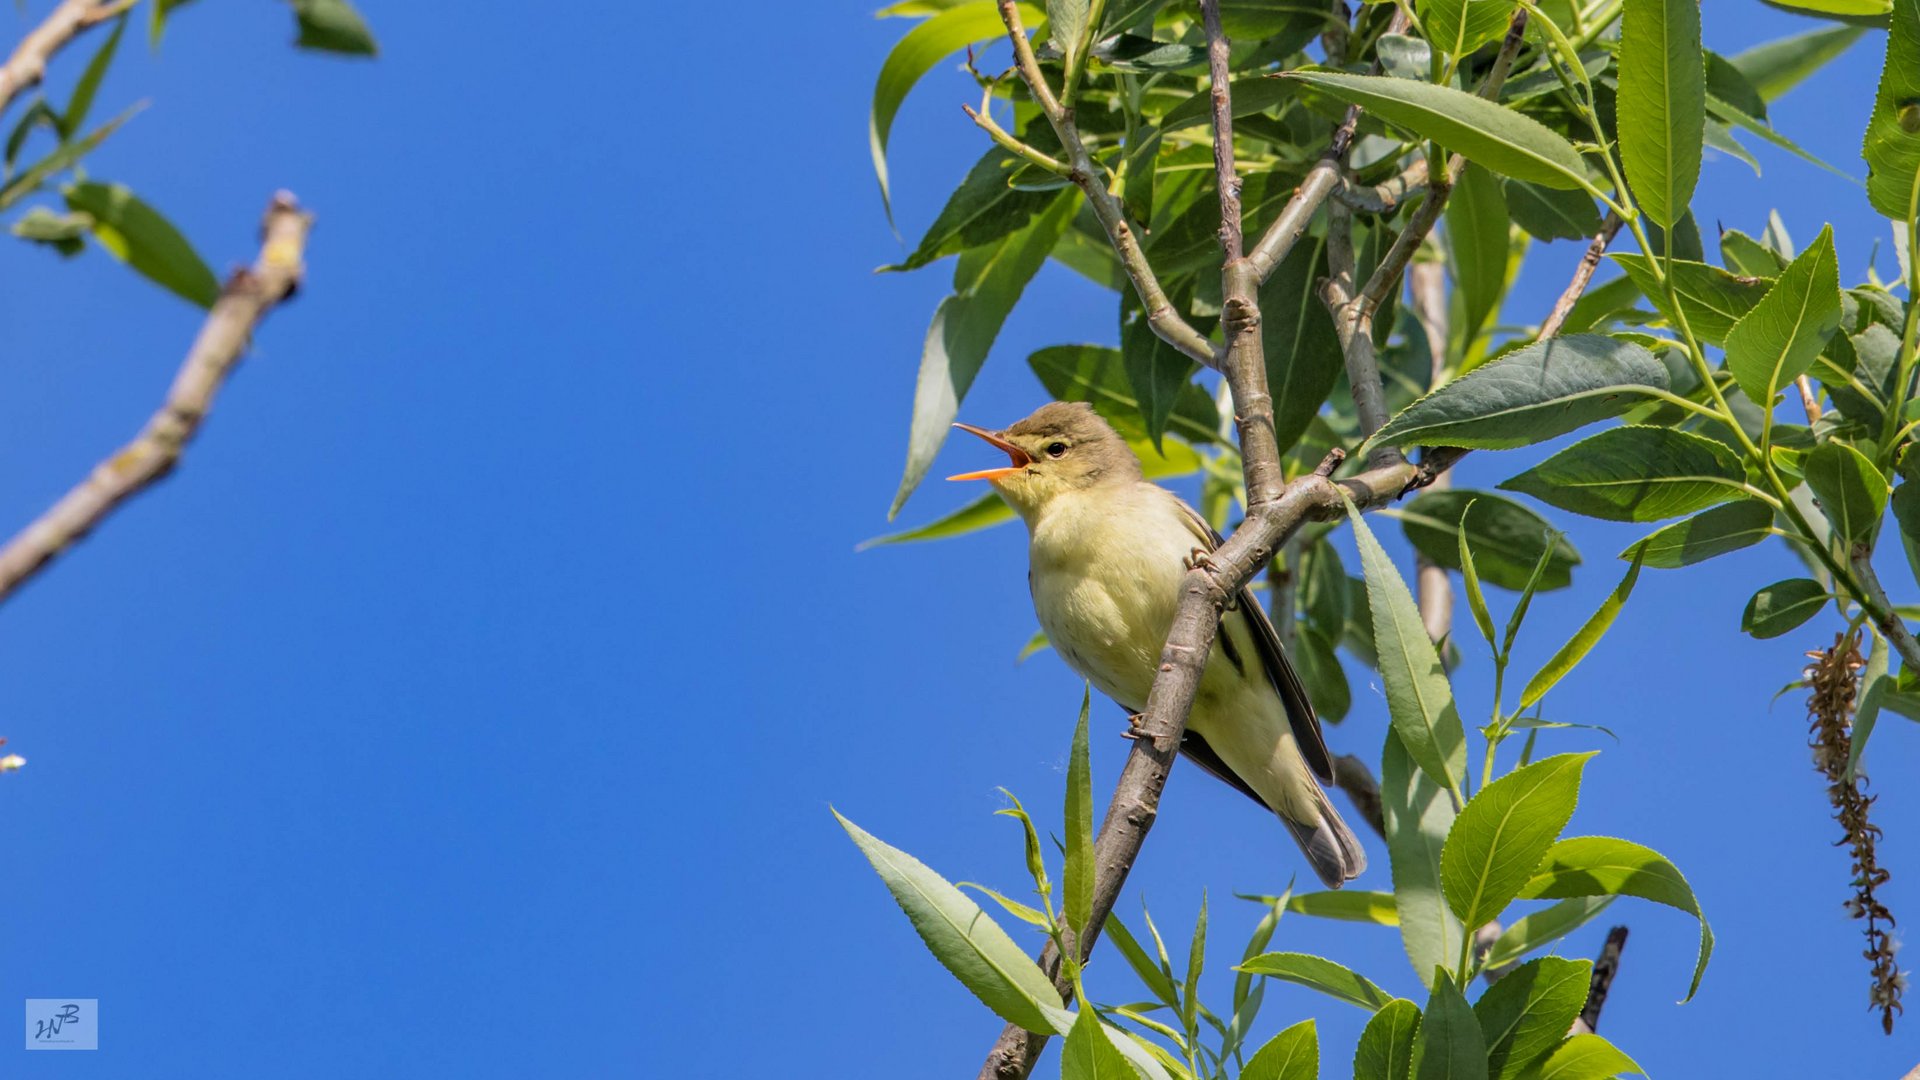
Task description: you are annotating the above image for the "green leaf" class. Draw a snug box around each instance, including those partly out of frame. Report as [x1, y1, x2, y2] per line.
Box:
[961, 881, 1053, 926]
[869, 2, 1036, 223]
[1281, 70, 1592, 189]
[1620, 499, 1775, 567]
[1399, 490, 1581, 592]
[1347, 498, 1468, 800]
[62, 181, 219, 307]
[1518, 835, 1714, 999]
[1122, 292, 1201, 450]
[1090, 34, 1207, 71]
[1243, 1019, 1319, 1080]
[1706, 50, 1769, 120]
[1500, 426, 1748, 522]
[1724, 225, 1842, 410]
[1294, 624, 1352, 722]
[1411, 972, 1487, 1080]
[11, 206, 89, 256]
[1237, 952, 1395, 1011]
[1287, 890, 1400, 925]
[858, 492, 1014, 548]
[1518, 552, 1644, 709]
[1062, 1004, 1138, 1080]
[64, 13, 126, 139]
[1802, 440, 1889, 545]
[1448, 163, 1511, 352]
[1618, 0, 1705, 227]
[1046, 0, 1092, 69]
[1526, 1034, 1647, 1079]
[1420, 0, 1519, 58]
[1483, 896, 1615, 970]
[1064, 688, 1094, 933]
[1367, 335, 1669, 452]
[891, 191, 1077, 517]
[1382, 729, 1464, 989]
[1862, 0, 1920, 219]
[1107, 914, 1181, 1008]
[1742, 577, 1831, 638]
[833, 809, 1064, 1031]
[1611, 254, 1771, 344]
[1441, 753, 1593, 930]
[1458, 506, 1498, 650]
[0, 105, 135, 214]
[1730, 25, 1865, 101]
[1849, 628, 1891, 781]
[1353, 998, 1422, 1080]
[1765, 0, 1891, 17]
[1503, 180, 1602, 243]
[884, 148, 1059, 272]
[1719, 228, 1788, 276]
[288, 0, 378, 55]
[1181, 893, 1207, 1034]
[1263, 230, 1343, 458]
[1031, 343, 1221, 446]
[1473, 957, 1591, 1079]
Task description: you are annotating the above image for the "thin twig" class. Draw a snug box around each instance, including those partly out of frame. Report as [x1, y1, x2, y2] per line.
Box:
[1851, 545, 1920, 676]
[1332, 753, 1385, 838]
[1538, 214, 1624, 339]
[0, 193, 313, 605]
[0, 0, 127, 118]
[1795, 374, 1823, 425]
[1572, 926, 1630, 1034]
[1408, 260, 1453, 644]
[1335, 158, 1430, 214]
[989, 1, 1215, 368]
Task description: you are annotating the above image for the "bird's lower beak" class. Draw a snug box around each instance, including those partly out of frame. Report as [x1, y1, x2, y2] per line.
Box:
[948, 422, 1032, 482]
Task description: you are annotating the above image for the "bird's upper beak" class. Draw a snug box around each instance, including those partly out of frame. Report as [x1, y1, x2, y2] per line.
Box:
[948, 422, 1032, 482]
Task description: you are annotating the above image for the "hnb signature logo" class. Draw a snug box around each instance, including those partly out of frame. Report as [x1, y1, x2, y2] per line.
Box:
[24, 999, 96, 1050]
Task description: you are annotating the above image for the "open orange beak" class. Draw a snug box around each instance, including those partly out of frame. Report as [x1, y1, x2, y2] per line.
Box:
[948, 422, 1032, 482]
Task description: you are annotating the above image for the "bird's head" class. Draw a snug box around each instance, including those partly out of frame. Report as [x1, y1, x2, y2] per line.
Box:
[948, 401, 1142, 519]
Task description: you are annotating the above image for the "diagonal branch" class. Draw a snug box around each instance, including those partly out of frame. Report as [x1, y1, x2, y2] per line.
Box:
[989, 1, 1215, 369]
[0, 192, 313, 606]
[1538, 214, 1624, 340]
[0, 0, 130, 118]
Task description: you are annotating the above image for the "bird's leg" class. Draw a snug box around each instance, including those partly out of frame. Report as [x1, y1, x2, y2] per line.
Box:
[1186, 546, 1238, 609]
[1121, 712, 1147, 740]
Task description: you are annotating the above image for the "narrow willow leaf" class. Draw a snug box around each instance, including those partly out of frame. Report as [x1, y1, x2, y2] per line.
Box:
[1237, 952, 1395, 1011]
[1441, 754, 1594, 929]
[1742, 577, 1831, 638]
[1849, 628, 1891, 782]
[1123, 290, 1200, 449]
[1353, 998, 1422, 1080]
[1500, 540, 1559, 658]
[1528, 1033, 1647, 1078]
[1262, 230, 1343, 458]
[1281, 71, 1592, 189]
[1473, 956, 1592, 1080]
[1483, 896, 1614, 969]
[1731, 25, 1865, 101]
[858, 492, 1014, 548]
[289, 0, 378, 55]
[884, 148, 1059, 271]
[1518, 835, 1714, 999]
[0, 105, 135, 214]
[1862, 0, 1920, 220]
[1064, 688, 1094, 934]
[1382, 730, 1464, 988]
[1503, 180, 1601, 242]
[1447, 163, 1511, 353]
[1411, 972, 1487, 1080]
[1106, 915, 1180, 1008]
[869, 2, 1039, 221]
[996, 791, 1049, 893]
[1031, 343, 1221, 446]
[1420, 0, 1518, 59]
[834, 809, 1064, 1030]
[1612, 254, 1771, 344]
[1046, 0, 1092, 69]
[1518, 551, 1644, 710]
[1458, 504, 1498, 651]
[1619, 0, 1705, 227]
[1063, 1004, 1140, 1080]
[1500, 426, 1747, 522]
[961, 881, 1052, 926]
[891, 191, 1077, 517]
[1619, 499, 1774, 567]
[1347, 498, 1468, 799]
[1242, 1019, 1318, 1080]
[1724, 225, 1842, 409]
[1294, 624, 1352, 722]
[1287, 890, 1400, 925]
[1227, 892, 1288, 1058]
[1181, 894, 1207, 1034]
[1399, 490, 1582, 592]
[1802, 440, 1889, 544]
[64, 12, 125, 138]
[63, 181, 219, 307]
[1366, 335, 1669, 452]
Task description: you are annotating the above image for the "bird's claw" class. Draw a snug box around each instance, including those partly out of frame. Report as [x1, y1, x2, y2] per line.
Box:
[1121, 713, 1147, 740]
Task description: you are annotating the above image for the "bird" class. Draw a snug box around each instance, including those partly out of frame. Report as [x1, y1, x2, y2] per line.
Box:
[948, 401, 1365, 888]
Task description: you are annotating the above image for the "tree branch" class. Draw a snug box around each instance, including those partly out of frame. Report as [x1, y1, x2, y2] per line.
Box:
[1850, 544, 1920, 675]
[1537, 214, 1624, 340]
[0, 192, 313, 605]
[1573, 925, 1630, 1034]
[1332, 752, 1385, 838]
[990, 1, 1215, 369]
[1335, 158, 1430, 214]
[0, 0, 128, 118]
[1408, 260, 1453, 644]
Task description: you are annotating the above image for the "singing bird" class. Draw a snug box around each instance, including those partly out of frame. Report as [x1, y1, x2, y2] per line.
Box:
[950, 401, 1365, 888]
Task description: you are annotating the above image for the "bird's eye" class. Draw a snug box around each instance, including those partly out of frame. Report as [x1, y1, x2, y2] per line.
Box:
[1046, 442, 1069, 458]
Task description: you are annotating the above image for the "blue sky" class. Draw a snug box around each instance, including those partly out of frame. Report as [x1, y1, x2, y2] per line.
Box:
[0, 1, 1911, 1075]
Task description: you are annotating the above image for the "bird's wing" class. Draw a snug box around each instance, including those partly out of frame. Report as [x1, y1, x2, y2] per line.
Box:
[1170, 495, 1336, 784]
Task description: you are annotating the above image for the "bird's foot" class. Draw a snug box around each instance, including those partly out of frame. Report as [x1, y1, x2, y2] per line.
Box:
[1121, 712, 1147, 740]
[1182, 546, 1213, 573]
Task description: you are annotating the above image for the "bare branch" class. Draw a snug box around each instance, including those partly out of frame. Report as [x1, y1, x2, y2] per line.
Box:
[0, 193, 313, 605]
[1538, 214, 1625, 340]
[1336, 158, 1431, 214]
[989, 1, 1216, 369]
[1849, 544, 1920, 701]
[0, 0, 128, 118]
[1332, 753, 1385, 838]
[1573, 926, 1630, 1034]
[1795, 374, 1823, 425]
[1408, 260, 1453, 643]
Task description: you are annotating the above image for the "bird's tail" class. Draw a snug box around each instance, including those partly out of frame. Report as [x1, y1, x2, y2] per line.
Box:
[1279, 781, 1368, 889]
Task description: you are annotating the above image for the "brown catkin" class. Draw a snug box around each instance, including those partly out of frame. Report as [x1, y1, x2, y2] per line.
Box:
[1804, 631, 1904, 1035]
